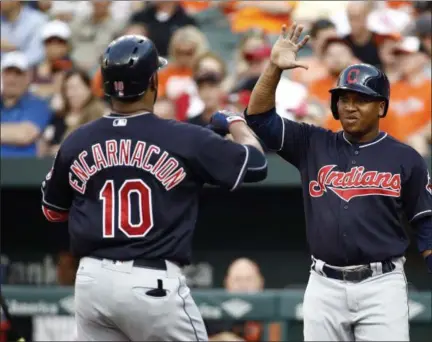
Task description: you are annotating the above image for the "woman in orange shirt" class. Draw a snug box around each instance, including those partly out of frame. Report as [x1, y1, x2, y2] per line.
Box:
[387, 38, 431, 144]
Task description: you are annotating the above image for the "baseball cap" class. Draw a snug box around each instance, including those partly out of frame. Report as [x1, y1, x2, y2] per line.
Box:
[1, 51, 29, 71]
[41, 20, 71, 41]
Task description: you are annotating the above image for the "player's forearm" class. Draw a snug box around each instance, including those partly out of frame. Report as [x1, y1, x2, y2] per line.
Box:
[247, 62, 283, 115]
[229, 122, 264, 153]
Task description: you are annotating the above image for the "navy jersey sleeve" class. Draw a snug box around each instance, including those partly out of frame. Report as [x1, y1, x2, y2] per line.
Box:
[402, 154, 432, 223]
[191, 129, 249, 191]
[41, 146, 73, 219]
[245, 107, 316, 168]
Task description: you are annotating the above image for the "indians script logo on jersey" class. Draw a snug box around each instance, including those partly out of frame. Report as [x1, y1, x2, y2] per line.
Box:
[309, 165, 402, 202]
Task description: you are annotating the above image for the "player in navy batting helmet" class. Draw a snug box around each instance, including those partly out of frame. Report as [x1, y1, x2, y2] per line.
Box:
[101, 35, 167, 103]
[329, 63, 390, 138]
[329, 64, 390, 119]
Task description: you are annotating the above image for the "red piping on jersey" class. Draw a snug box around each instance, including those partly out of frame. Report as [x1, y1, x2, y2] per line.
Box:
[42, 205, 69, 222]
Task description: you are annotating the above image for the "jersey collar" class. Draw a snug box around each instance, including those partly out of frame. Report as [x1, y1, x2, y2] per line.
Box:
[342, 131, 388, 149]
[103, 111, 151, 119]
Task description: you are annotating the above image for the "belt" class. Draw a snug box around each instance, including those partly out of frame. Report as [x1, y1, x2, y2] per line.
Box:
[90, 256, 167, 271]
[314, 260, 396, 282]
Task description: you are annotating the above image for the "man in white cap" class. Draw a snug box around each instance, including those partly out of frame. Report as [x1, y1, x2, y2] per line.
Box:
[33, 20, 74, 99]
[1, 52, 52, 158]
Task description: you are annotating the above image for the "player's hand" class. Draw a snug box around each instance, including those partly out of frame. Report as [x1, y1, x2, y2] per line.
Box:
[270, 23, 310, 70]
[209, 110, 246, 135]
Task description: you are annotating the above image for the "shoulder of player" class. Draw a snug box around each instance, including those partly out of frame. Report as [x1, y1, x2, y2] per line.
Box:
[59, 118, 104, 153]
[384, 134, 426, 164]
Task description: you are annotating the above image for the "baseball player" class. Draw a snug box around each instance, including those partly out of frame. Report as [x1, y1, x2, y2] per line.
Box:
[242, 23, 431, 341]
[40, 35, 267, 341]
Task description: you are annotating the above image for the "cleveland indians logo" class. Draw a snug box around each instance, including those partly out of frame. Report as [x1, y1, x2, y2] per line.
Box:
[346, 68, 360, 84]
[309, 165, 401, 202]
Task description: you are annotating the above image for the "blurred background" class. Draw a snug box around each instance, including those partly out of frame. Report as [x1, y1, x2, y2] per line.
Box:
[1, 1, 431, 341]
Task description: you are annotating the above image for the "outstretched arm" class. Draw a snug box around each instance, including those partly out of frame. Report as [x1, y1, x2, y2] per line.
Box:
[247, 23, 309, 115]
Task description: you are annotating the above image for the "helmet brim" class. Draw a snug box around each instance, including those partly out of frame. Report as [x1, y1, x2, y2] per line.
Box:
[329, 84, 382, 99]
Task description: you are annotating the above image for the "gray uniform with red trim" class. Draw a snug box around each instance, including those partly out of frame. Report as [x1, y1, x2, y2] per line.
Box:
[41, 111, 254, 341]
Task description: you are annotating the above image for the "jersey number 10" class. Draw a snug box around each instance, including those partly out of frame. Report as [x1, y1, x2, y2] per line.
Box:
[99, 179, 154, 238]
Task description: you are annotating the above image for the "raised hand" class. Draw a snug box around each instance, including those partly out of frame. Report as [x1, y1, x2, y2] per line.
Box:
[270, 23, 310, 70]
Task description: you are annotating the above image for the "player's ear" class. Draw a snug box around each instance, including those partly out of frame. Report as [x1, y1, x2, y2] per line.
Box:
[149, 73, 158, 92]
[378, 101, 385, 118]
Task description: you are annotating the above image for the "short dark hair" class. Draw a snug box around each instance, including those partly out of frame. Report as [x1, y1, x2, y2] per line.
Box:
[310, 19, 336, 39]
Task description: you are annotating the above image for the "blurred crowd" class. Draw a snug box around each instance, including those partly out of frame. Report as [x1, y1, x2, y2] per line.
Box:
[1, 0, 431, 159]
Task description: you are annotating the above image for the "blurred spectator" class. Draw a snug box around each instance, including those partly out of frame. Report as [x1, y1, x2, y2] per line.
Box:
[1, 1, 47, 66]
[387, 37, 431, 154]
[74, 0, 145, 26]
[29, 0, 53, 16]
[39, 69, 107, 157]
[294, 1, 349, 24]
[233, 29, 272, 90]
[184, 51, 228, 125]
[31, 20, 74, 99]
[229, 1, 298, 38]
[412, 1, 432, 16]
[310, 37, 355, 107]
[194, 51, 230, 91]
[1, 52, 52, 158]
[130, 1, 197, 57]
[154, 97, 176, 120]
[189, 71, 226, 127]
[206, 258, 264, 342]
[343, 1, 382, 67]
[70, 0, 124, 73]
[290, 18, 338, 86]
[231, 28, 308, 119]
[158, 26, 208, 120]
[376, 33, 402, 83]
[406, 13, 432, 57]
[123, 22, 149, 37]
[292, 99, 327, 127]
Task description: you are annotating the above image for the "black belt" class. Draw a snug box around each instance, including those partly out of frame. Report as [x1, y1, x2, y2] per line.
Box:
[313, 260, 396, 282]
[90, 256, 167, 271]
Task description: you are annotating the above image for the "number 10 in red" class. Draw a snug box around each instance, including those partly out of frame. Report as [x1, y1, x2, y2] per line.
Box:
[99, 179, 154, 238]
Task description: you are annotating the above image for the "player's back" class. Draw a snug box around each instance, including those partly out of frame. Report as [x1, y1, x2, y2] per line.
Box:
[57, 112, 245, 265]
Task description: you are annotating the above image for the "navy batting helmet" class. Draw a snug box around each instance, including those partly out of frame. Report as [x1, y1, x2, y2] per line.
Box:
[329, 64, 390, 120]
[101, 35, 167, 100]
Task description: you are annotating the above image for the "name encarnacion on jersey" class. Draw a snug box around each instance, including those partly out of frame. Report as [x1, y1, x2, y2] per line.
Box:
[69, 139, 186, 194]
